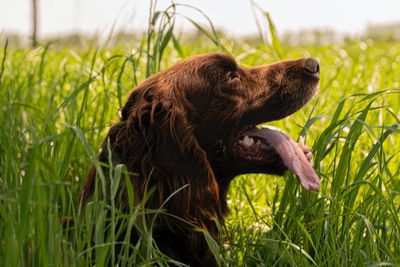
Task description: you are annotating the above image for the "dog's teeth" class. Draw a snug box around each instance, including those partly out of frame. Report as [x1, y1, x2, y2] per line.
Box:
[256, 140, 261, 145]
[242, 136, 254, 147]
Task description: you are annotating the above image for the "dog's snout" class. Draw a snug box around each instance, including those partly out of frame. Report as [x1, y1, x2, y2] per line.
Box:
[304, 58, 320, 75]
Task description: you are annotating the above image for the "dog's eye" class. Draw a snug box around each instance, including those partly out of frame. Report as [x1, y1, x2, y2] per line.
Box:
[227, 71, 240, 81]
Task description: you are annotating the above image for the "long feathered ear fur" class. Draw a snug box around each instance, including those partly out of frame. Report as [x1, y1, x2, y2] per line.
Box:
[81, 81, 222, 264]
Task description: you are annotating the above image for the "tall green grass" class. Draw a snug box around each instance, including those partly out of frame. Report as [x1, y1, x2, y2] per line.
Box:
[1, 3, 400, 266]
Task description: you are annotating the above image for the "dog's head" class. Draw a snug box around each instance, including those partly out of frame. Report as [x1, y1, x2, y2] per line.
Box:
[121, 53, 320, 192]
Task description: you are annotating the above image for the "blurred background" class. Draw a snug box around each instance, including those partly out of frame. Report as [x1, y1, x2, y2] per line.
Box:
[1, 0, 400, 47]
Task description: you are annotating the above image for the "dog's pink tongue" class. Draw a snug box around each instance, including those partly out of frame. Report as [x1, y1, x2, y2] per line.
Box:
[255, 127, 320, 191]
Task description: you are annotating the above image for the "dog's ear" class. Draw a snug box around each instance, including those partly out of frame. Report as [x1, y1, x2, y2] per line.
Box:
[129, 92, 222, 218]
[126, 94, 222, 260]
[121, 86, 221, 226]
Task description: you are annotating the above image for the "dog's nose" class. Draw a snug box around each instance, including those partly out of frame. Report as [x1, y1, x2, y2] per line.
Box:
[304, 58, 320, 75]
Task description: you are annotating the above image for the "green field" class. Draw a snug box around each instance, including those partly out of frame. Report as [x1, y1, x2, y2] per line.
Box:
[1, 9, 400, 266]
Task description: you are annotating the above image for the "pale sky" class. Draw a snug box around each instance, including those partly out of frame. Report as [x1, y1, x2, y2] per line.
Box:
[1, 0, 400, 38]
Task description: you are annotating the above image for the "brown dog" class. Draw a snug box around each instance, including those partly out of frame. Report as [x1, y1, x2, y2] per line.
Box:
[81, 53, 320, 266]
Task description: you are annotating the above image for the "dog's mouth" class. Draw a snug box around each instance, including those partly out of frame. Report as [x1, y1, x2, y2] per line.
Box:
[232, 126, 320, 191]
